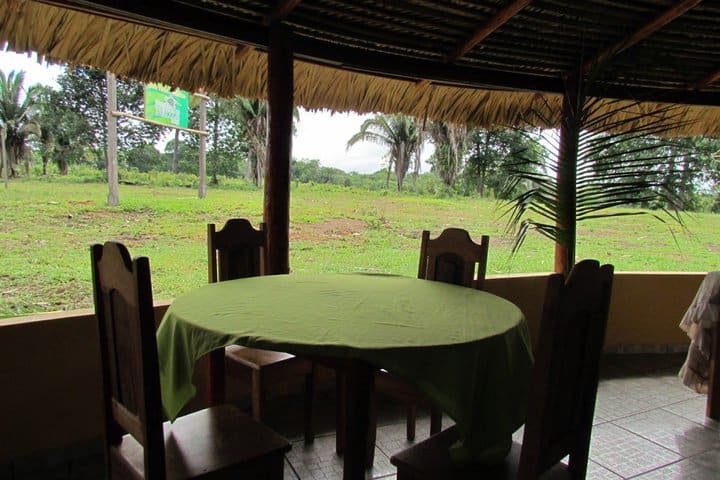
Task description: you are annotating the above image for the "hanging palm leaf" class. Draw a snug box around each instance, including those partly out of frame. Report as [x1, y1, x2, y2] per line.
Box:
[502, 85, 694, 269]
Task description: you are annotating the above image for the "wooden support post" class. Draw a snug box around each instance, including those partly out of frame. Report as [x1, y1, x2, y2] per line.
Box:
[198, 95, 208, 199]
[264, 24, 293, 274]
[106, 72, 119, 206]
[554, 76, 582, 275]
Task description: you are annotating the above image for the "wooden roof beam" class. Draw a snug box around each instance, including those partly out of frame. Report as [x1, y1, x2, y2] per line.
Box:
[581, 0, 702, 74]
[444, 0, 531, 63]
[264, 0, 302, 25]
[691, 67, 720, 89]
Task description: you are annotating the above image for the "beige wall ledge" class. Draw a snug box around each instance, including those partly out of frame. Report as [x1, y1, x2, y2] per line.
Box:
[0, 272, 704, 463]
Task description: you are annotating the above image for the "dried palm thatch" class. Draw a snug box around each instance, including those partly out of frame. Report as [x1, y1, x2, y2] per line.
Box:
[1, 0, 719, 136]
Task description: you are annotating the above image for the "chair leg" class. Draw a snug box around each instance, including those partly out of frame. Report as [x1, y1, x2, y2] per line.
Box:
[336, 370, 346, 454]
[304, 364, 315, 444]
[430, 406, 442, 435]
[367, 394, 377, 467]
[207, 348, 226, 406]
[396, 468, 415, 480]
[406, 403, 416, 441]
[251, 369, 263, 422]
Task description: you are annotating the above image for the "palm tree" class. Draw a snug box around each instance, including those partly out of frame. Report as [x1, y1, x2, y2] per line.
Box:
[426, 121, 468, 188]
[0, 70, 41, 178]
[347, 114, 419, 191]
[236, 98, 267, 186]
[233, 98, 299, 186]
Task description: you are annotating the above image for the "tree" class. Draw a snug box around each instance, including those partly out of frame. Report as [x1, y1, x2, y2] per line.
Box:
[220, 98, 266, 186]
[593, 135, 720, 212]
[347, 114, 420, 191]
[463, 128, 540, 198]
[207, 96, 249, 181]
[121, 144, 166, 172]
[163, 137, 198, 175]
[0, 70, 41, 178]
[55, 66, 165, 168]
[34, 85, 88, 175]
[426, 121, 467, 188]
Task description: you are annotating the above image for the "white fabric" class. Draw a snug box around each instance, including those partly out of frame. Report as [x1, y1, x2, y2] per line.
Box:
[679, 272, 720, 393]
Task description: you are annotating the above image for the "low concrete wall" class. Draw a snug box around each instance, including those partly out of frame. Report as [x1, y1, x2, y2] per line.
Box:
[485, 271, 704, 352]
[0, 302, 171, 463]
[0, 271, 706, 462]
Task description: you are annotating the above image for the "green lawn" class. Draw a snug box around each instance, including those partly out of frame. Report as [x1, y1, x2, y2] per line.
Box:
[2, 180, 719, 318]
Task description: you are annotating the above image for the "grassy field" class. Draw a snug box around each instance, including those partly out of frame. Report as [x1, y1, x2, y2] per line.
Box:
[2, 179, 720, 318]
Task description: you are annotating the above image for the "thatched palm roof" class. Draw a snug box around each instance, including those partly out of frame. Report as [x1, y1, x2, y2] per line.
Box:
[2, 0, 719, 135]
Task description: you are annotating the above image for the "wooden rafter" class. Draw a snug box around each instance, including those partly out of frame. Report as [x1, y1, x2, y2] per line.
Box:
[444, 0, 531, 63]
[581, 0, 702, 73]
[264, 0, 302, 25]
[691, 67, 720, 89]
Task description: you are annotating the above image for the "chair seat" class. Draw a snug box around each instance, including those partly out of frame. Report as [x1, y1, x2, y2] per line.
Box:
[390, 426, 571, 480]
[112, 404, 290, 479]
[225, 345, 298, 370]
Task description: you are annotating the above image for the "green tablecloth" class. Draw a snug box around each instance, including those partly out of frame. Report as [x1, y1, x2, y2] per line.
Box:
[157, 273, 533, 463]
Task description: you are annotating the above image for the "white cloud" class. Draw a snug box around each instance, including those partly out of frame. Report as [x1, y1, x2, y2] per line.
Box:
[0, 50, 433, 174]
[294, 109, 434, 174]
[0, 50, 63, 88]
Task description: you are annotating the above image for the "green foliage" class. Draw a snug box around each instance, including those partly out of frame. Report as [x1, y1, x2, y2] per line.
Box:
[121, 144, 167, 172]
[55, 66, 166, 159]
[118, 169, 198, 187]
[163, 137, 199, 175]
[34, 85, 89, 174]
[461, 128, 541, 199]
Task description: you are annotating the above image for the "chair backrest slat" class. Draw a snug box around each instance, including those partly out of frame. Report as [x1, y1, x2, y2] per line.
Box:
[518, 259, 614, 480]
[418, 228, 489, 289]
[208, 219, 266, 282]
[91, 242, 166, 478]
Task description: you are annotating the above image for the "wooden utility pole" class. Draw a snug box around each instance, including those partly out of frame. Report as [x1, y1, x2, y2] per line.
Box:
[198, 95, 207, 199]
[106, 72, 119, 206]
[1, 126, 8, 188]
[171, 129, 179, 173]
[554, 75, 582, 275]
[264, 24, 293, 274]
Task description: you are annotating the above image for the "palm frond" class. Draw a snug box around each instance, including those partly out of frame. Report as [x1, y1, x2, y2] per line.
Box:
[502, 79, 693, 262]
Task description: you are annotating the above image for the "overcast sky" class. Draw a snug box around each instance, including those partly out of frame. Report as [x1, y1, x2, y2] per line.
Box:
[0, 50, 432, 174]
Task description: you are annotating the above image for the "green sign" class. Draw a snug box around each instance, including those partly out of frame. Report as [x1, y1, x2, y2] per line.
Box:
[145, 83, 189, 128]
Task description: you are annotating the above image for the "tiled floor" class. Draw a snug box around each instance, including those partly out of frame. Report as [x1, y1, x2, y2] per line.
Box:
[3, 354, 719, 479]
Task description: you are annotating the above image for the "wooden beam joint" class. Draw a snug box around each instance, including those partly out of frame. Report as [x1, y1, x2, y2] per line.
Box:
[264, 0, 302, 25]
[444, 0, 531, 63]
[582, 0, 702, 74]
[691, 67, 720, 89]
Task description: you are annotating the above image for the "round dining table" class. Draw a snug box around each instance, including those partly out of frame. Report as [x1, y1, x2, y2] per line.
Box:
[157, 273, 533, 480]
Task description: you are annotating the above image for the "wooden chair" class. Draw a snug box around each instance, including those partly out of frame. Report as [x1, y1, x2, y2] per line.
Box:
[378, 228, 490, 440]
[209, 218, 315, 444]
[90, 241, 290, 479]
[391, 259, 614, 480]
[418, 228, 490, 290]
